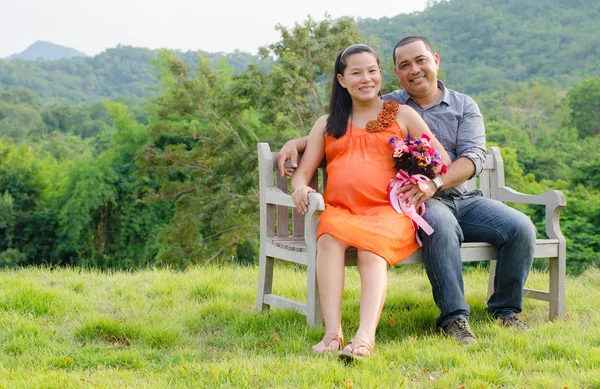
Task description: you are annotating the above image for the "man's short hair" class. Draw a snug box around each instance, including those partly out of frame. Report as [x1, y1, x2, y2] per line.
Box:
[392, 36, 434, 65]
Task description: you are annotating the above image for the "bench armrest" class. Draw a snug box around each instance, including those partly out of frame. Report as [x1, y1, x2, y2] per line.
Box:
[265, 187, 294, 207]
[304, 192, 325, 246]
[497, 186, 566, 241]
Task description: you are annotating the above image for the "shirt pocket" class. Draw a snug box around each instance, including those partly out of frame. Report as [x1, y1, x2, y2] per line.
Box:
[434, 114, 459, 156]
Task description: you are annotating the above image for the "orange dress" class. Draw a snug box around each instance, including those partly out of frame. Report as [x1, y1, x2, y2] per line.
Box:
[316, 120, 419, 266]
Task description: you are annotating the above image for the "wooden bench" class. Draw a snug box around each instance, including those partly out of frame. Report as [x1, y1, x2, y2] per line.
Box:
[256, 142, 567, 327]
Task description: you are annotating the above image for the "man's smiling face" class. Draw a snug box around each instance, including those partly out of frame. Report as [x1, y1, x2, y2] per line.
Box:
[393, 40, 440, 100]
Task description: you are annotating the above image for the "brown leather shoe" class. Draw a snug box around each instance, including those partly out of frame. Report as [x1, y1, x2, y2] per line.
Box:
[442, 318, 477, 345]
[497, 315, 530, 331]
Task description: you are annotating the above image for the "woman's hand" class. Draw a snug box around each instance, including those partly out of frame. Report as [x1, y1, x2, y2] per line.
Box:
[292, 186, 316, 215]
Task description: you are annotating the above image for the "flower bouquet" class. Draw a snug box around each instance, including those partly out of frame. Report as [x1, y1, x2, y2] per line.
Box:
[388, 134, 447, 245]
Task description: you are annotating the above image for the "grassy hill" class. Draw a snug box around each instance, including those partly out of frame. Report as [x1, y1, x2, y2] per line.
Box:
[1, 265, 598, 388]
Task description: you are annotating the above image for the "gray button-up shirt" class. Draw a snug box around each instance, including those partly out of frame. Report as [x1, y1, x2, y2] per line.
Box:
[383, 81, 486, 197]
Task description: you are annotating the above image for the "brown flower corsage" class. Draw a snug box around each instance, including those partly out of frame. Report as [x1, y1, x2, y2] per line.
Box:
[365, 100, 400, 133]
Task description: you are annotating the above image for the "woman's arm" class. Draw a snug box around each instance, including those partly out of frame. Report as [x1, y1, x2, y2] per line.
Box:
[291, 116, 327, 214]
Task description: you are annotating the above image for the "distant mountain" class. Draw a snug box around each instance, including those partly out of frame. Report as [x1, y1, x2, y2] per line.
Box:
[357, 0, 600, 94]
[0, 0, 598, 103]
[6, 41, 87, 61]
[0, 45, 271, 103]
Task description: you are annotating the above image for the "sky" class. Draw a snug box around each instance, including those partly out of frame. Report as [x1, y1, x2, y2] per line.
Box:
[0, 0, 428, 58]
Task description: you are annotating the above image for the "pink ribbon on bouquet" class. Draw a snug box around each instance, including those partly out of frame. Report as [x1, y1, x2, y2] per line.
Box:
[388, 170, 434, 246]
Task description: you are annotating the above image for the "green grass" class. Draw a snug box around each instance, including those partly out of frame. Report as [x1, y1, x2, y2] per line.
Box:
[0, 264, 599, 388]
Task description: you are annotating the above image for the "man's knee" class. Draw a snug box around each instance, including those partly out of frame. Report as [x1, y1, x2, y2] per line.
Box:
[510, 211, 537, 246]
[422, 201, 462, 243]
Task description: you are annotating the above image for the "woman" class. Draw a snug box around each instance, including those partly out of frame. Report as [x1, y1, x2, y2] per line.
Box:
[291, 44, 451, 360]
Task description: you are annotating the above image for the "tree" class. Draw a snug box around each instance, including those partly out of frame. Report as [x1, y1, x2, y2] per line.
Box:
[56, 103, 169, 268]
[0, 140, 58, 266]
[137, 17, 364, 266]
[505, 82, 564, 144]
[568, 77, 600, 138]
[251, 16, 363, 137]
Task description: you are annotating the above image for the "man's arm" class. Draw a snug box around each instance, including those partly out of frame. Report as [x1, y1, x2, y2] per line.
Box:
[434, 157, 475, 190]
[400, 94, 486, 207]
[454, 95, 486, 179]
[276, 136, 308, 177]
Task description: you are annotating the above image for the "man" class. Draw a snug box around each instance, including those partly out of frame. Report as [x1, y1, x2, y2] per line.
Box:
[276, 36, 536, 345]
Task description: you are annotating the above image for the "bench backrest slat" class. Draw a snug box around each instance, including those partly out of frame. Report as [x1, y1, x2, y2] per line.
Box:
[259, 145, 499, 239]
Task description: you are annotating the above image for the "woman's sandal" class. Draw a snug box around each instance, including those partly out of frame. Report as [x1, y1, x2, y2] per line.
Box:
[338, 338, 373, 361]
[311, 333, 344, 354]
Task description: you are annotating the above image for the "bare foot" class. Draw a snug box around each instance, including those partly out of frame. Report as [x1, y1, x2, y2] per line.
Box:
[311, 333, 344, 354]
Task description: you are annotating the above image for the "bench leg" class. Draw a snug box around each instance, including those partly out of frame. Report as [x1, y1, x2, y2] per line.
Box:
[306, 250, 323, 327]
[256, 253, 274, 312]
[487, 260, 497, 299]
[549, 256, 565, 319]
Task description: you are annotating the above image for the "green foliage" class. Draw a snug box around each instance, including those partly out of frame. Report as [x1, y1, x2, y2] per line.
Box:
[56, 103, 172, 269]
[0, 141, 59, 266]
[140, 51, 259, 266]
[0, 191, 16, 243]
[0, 89, 44, 142]
[0, 87, 42, 108]
[0, 248, 27, 268]
[253, 16, 363, 136]
[570, 136, 600, 191]
[135, 17, 365, 266]
[0, 0, 598, 104]
[358, 0, 600, 94]
[0, 46, 271, 104]
[504, 82, 564, 144]
[558, 186, 600, 273]
[568, 76, 600, 138]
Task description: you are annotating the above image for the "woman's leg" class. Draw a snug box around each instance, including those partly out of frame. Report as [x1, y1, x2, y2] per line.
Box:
[343, 250, 388, 356]
[312, 233, 348, 352]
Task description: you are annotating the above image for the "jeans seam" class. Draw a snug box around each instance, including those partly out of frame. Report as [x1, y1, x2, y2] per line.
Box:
[425, 238, 446, 316]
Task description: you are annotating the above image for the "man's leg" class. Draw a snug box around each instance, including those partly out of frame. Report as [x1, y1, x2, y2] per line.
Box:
[420, 198, 470, 328]
[456, 195, 537, 320]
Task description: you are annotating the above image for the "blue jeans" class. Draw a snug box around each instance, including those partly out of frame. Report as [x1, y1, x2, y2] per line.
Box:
[420, 192, 537, 328]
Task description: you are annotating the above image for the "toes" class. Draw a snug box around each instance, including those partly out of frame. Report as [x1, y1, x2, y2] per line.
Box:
[312, 338, 341, 353]
[344, 338, 373, 356]
[311, 341, 327, 353]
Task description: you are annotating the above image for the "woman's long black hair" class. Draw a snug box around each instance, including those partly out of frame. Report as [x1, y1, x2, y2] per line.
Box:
[325, 44, 380, 138]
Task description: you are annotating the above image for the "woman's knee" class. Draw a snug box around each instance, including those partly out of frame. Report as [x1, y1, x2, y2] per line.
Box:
[356, 250, 388, 268]
[317, 234, 348, 252]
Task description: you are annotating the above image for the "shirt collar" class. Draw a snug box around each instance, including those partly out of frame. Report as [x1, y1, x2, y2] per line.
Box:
[399, 80, 450, 107]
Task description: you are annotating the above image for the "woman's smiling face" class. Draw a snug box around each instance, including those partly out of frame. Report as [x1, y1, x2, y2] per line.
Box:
[337, 51, 382, 101]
